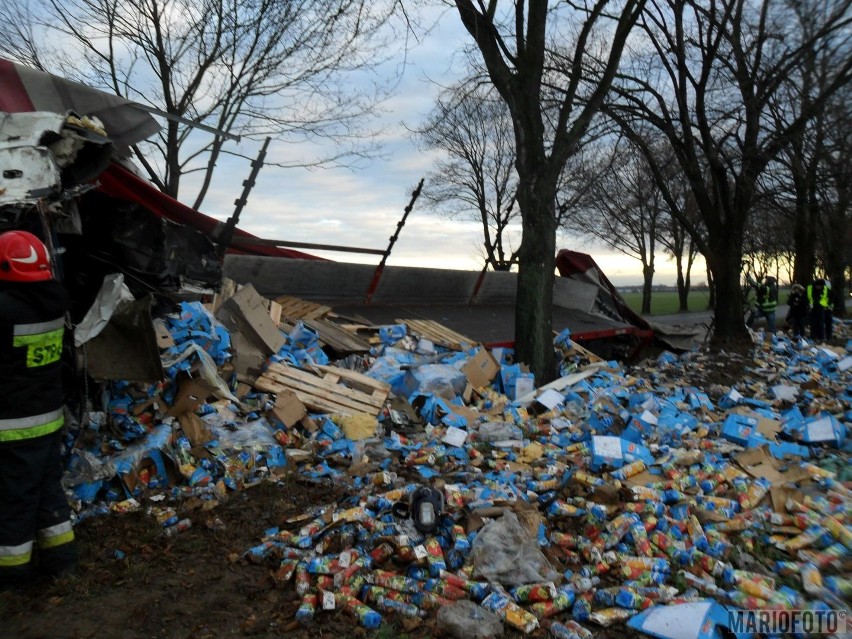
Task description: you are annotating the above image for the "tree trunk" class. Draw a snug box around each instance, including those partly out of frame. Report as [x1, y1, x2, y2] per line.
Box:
[707, 249, 749, 342]
[164, 120, 182, 199]
[641, 263, 654, 314]
[684, 258, 693, 310]
[706, 268, 715, 310]
[675, 253, 688, 311]
[792, 199, 817, 286]
[824, 217, 848, 319]
[514, 171, 557, 384]
[676, 272, 688, 311]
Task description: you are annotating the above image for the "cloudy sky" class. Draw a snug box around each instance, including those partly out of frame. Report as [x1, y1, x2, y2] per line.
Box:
[178, 8, 694, 287]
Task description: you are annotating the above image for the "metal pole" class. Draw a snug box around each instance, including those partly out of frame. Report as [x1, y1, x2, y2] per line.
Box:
[364, 178, 424, 304]
[216, 136, 271, 259]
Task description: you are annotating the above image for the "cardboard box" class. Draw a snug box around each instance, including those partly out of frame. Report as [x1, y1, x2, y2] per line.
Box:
[513, 373, 536, 400]
[177, 412, 214, 447]
[446, 403, 479, 427]
[166, 375, 218, 417]
[735, 446, 811, 487]
[462, 348, 500, 389]
[269, 390, 308, 428]
[153, 318, 175, 349]
[728, 406, 782, 438]
[735, 446, 785, 483]
[721, 412, 759, 445]
[215, 283, 285, 355]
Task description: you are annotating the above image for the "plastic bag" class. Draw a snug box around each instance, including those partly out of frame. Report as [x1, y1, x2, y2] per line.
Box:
[403, 364, 467, 397]
[470, 510, 559, 585]
[350, 438, 392, 464]
[207, 417, 278, 450]
[437, 600, 503, 639]
[476, 421, 522, 443]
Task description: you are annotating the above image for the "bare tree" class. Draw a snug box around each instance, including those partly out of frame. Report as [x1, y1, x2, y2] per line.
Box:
[763, 0, 850, 288]
[417, 81, 520, 271]
[608, 0, 852, 342]
[658, 189, 702, 312]
[568, 137, 661, 313]
[0, 0, 406, 208]
[452, 0, 646, 381]
[816, 90, 852, 315]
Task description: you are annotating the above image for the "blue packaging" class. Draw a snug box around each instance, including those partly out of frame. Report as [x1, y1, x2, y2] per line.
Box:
[797, 414, 846, 447]
[721, 413, 759, 446]
[378, 324, 407, 344]
[588, 435, 652, 471]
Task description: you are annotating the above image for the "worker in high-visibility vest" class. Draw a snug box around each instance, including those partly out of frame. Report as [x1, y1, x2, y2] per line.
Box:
[824, 279, 834, 341]
[746, 275, 778, 333]
[0, 230, 76, 589]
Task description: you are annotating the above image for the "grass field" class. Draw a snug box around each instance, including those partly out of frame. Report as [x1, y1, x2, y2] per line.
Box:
[620, 290, 711, 315]
[621, 288, 790, 315]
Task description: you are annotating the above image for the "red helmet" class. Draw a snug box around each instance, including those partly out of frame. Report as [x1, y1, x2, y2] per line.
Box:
[0, 230, 53, 282]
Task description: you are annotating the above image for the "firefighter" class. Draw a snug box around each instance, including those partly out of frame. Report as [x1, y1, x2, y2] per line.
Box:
[0, 230, 76, 589]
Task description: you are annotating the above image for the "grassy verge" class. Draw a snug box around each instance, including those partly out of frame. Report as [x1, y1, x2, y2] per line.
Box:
[621, 288, 790, 315]
[620, 290, 712, 315]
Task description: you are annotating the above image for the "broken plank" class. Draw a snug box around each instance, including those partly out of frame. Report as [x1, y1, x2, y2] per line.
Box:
[396, 319, 477, 351]
[313, 364, 390, 396]
[302, 318, 371, 355]
[264, 364, 385, 406]
[256, 370, 380, 415]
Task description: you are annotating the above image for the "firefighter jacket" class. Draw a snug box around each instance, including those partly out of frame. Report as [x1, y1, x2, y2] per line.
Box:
[0, 280, 69, 443]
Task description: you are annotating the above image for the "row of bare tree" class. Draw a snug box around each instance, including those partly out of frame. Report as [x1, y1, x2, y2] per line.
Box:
[446, 0, 850, 380]
[2, 0, 849, 382]
[423, 2, 850, 328]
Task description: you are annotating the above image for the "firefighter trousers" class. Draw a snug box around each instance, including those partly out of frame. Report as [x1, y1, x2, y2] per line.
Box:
[0, 430, 76, 588]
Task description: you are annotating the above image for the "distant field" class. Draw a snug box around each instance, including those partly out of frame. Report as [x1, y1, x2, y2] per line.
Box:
[621, 288, 790, 315]
[620, 289, 712, 315]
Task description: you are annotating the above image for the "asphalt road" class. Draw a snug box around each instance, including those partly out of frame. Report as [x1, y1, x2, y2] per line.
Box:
[646, 305, 790, 328]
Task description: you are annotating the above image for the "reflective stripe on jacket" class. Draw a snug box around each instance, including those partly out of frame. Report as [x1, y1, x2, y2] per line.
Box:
[0, 408, 64, 442]
[0, 280, 69, 441]
[13, 317, 64, 367]
[756, 285, 777, 312]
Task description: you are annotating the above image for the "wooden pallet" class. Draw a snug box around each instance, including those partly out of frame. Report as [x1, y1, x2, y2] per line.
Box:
[397, 318, 477, 351]
[275, 295, 333, 321]
[301, 318, 371, 355]
[278, 316, 372, 356]
[254, 363, 389, 417]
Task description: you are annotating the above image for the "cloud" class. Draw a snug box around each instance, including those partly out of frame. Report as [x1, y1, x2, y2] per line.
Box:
[176, 9, 690, 284]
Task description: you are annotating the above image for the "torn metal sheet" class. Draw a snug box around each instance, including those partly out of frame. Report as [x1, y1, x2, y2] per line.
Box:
[0, 57, 160, 155]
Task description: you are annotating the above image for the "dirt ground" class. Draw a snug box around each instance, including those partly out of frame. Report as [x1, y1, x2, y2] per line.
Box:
[0, 338, 806, 639]
[0, 478, 642, 639]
